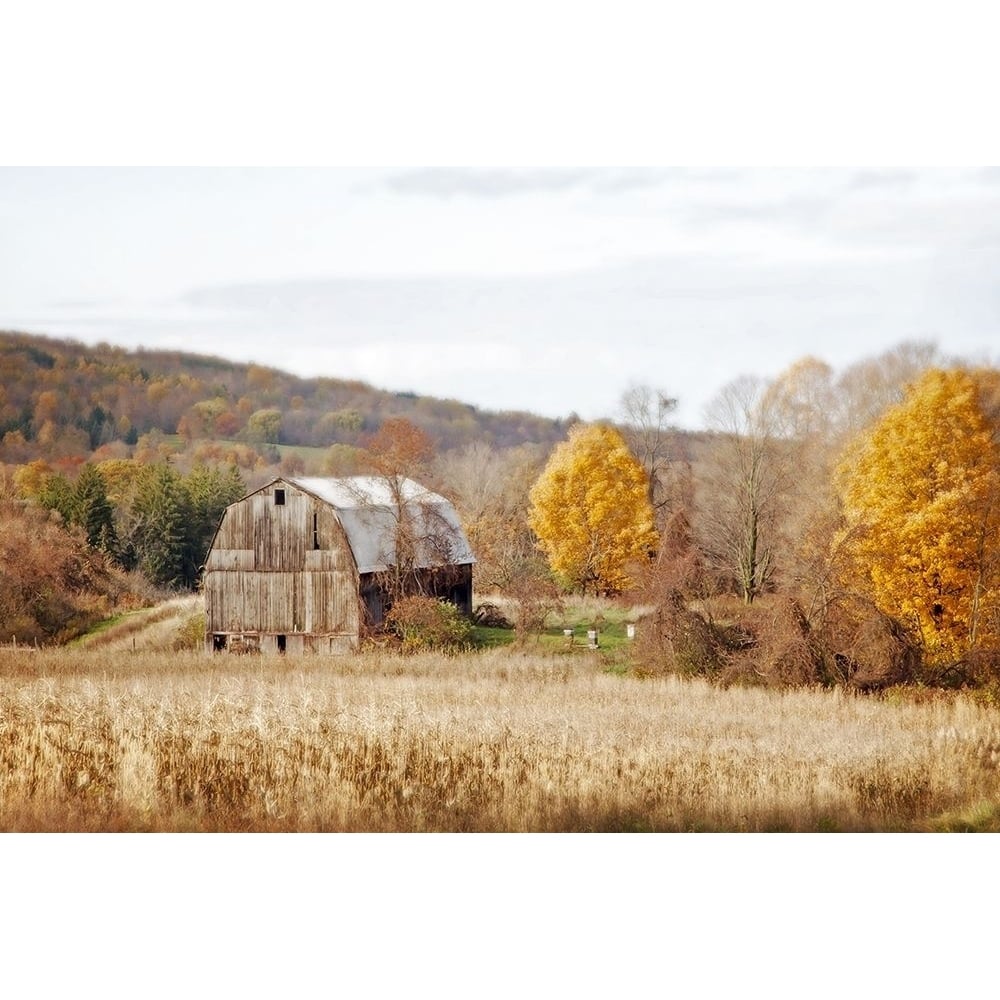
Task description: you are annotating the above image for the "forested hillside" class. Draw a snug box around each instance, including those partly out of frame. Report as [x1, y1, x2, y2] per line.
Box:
[0, 330, 576, 642]
[0, 330, 570, 466]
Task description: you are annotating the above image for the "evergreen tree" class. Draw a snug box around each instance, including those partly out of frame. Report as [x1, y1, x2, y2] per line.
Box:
[133, 464, 191, 588]
[37, 473, 75, 525]
[183, 464, 245, 585]
[72, 463, 117, 554]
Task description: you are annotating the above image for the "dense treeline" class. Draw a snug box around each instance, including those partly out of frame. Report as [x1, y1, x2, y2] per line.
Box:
[6, 327, 1000, 694]
[0, 460, 246, 642]
[0, 330, 570, 465]
[430, 340, 1000, 690]
[615, 346, 1000, 690]
[19, 461, 246, 589]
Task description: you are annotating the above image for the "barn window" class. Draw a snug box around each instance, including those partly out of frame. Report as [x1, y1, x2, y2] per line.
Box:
[313, 512, 320, 549]
[274, 489, 285, 506]
[277, 634, 286, 653]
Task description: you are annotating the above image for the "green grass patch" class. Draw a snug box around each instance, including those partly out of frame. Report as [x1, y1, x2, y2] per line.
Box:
[470, 625, 516, 649]
[540, 618, 632, 653]
[68, 613, 130, 645]
[466, 595, 642, 655]
[275, 443, 330, 463]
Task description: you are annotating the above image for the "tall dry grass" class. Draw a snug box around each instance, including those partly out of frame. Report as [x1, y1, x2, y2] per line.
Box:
[2, 646, 1000, 831]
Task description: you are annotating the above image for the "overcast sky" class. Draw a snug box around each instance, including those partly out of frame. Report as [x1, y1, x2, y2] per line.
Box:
[2, 166, 998, 428]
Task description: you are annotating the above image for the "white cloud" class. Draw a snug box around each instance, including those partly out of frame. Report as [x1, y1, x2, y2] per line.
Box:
[2, 167, 999, 429]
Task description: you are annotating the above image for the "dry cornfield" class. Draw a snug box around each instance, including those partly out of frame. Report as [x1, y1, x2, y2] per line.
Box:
[2, 645, 1000, 832]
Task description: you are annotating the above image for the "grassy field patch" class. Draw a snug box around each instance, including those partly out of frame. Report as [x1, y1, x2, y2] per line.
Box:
[3, 644, 999, 832]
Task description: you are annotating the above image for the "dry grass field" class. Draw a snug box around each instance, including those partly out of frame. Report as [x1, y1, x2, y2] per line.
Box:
[3, 642, 1000, 832]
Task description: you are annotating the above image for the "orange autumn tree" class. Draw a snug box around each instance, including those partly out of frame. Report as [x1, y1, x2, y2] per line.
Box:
[362, 417, 434, 481]
[836, 368, 1000, 664]
[360, 416, 439, 603]
[528, 423, 657, 595]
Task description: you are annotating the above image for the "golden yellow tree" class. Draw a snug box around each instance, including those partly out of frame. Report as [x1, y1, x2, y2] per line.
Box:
[528, 423, 657, 594]
[836, 368, 1000, 663]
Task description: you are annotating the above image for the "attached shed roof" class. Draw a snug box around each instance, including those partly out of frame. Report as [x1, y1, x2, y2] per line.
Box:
[287, 476, 475, 575]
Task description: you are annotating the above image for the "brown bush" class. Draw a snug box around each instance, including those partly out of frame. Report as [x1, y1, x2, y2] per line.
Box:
[814, 597, 921, 690]
[630, 511, 728, 675]
[961, 647, 1000, 687]
[634, 590, 727, 676]
[0, 499, 136, 644]
[473, 602, 513, 629]
[722, 596, 823, 687]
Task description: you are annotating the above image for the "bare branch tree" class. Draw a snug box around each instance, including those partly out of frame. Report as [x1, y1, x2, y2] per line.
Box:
[618, 383, 684, 525]
[433, 442, 544, 592]
[697, 375, 788, 604]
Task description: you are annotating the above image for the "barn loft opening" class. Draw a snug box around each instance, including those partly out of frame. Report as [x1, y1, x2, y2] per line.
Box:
[274, 489, 286, 506]
[313, 512, 320, 549]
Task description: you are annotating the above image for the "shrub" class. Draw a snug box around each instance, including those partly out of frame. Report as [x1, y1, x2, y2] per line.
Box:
[633, 590, 728, 677]
[0, 497, 131, 644]
[173, 611, 207, 651]
[721, 596, 823, 687]
[384, 596, 473, 652]
[473, 603, 513, 629]
[813, 596, 921, 690]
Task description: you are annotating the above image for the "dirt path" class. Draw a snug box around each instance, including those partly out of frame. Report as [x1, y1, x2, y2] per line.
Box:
[74, 595, 203, 652]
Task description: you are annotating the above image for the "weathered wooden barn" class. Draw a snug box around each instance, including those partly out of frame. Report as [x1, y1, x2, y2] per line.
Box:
[203, 476, 474, 654]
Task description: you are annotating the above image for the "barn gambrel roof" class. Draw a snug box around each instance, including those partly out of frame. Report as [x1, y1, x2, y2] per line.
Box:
[284, 476, 474, 575]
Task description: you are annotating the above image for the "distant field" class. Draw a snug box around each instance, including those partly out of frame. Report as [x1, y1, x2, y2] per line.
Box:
[2, 643, 1000, 832]
[162, 435, 330, 466]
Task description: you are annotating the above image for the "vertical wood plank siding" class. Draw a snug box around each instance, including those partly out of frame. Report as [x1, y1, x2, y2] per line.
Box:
[205, 481, 360, 647]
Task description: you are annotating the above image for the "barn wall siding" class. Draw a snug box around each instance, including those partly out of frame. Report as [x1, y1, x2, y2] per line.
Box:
[204, 478, 471, 654]
[206, 571, 360, 635]
[205, 481, 361, 649]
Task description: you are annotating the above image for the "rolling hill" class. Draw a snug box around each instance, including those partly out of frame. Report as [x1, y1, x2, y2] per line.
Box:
[0, 330, 573, 469]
